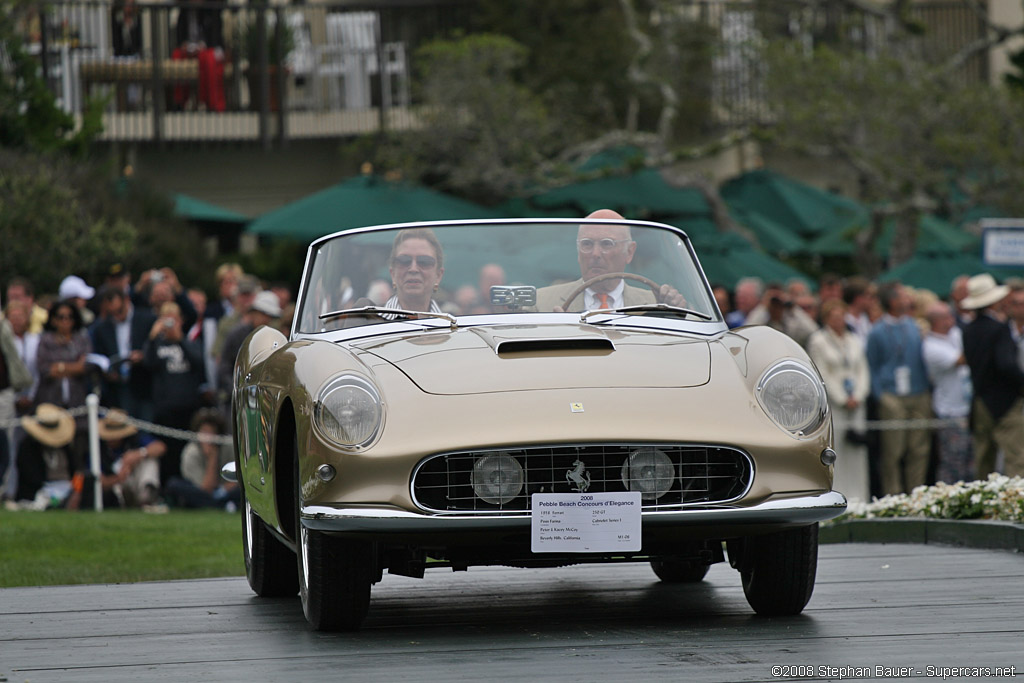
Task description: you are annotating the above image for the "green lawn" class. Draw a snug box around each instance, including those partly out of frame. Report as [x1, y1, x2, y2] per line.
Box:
[0, 509, 245, 587]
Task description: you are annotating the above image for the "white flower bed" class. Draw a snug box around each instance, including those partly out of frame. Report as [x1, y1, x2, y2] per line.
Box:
[840, 473, 1024, 523]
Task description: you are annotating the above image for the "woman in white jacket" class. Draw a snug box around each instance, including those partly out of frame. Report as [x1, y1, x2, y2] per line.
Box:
[808, 299, 872, 502]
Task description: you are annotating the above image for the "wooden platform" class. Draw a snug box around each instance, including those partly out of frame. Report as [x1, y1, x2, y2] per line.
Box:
[1, 543, 1021, 682]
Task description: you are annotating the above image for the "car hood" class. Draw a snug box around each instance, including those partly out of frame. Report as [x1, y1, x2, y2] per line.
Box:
[352, 323, 710, 395]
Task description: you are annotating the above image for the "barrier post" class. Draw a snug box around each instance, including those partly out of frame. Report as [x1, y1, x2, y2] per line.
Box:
[87, 394, 102, 512]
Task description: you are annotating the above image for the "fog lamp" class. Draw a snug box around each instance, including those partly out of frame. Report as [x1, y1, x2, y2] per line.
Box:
[470, 453, 524, 505]
[621, 448, 676, 500]
[316, 464, 336, 482]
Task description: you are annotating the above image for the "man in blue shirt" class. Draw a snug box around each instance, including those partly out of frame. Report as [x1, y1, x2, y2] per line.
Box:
[866, 282, 932, 495]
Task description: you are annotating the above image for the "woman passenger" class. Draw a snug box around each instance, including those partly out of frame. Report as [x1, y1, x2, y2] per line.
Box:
[383, 228, 446, 316]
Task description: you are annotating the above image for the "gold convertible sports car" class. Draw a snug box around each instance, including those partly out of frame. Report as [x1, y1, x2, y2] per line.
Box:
[224, 217, 847, 631]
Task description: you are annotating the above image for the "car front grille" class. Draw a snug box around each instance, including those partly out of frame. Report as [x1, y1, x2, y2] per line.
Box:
[411, 444, 752, 514]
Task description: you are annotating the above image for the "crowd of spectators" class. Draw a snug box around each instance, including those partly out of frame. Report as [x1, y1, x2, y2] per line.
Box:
[3, 260, 1024, 510]
[1, 263, 291, 511]
[719, 272, 1024, 501]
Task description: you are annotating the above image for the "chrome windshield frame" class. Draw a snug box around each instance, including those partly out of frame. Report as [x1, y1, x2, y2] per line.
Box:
[292, 218, 724, 341]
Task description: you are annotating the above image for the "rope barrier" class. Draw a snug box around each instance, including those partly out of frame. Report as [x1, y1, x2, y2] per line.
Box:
[1, 403, 233, 446]
[3, 408, 967, 439]
[862, 417, 968, 431]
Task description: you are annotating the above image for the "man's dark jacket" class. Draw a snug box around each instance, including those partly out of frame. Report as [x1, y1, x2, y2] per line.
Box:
[89, 307, 157, 407]
[963, 312, 1024, 421]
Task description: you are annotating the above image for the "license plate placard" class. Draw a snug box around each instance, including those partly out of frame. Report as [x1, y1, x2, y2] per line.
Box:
[531, 492, 642, 553]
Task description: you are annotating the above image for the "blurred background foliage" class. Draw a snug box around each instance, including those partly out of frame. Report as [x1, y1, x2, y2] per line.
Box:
[4, 0, 1024, 291]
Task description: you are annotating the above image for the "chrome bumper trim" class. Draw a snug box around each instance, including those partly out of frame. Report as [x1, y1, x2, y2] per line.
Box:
[301, 490, 847, 533]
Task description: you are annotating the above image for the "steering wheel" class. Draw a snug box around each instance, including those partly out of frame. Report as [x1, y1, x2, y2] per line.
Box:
[560, 272, 661, 311]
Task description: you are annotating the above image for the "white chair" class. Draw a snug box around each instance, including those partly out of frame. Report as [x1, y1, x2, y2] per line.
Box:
[314, 11, 408, 111]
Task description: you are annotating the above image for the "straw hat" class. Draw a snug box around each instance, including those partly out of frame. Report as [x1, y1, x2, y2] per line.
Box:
[961, 273, 1009, 310]
[21, 403, 75, 448]
[98, 409, 138, 441]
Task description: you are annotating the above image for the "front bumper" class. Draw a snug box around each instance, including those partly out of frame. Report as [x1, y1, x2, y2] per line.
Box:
[302, 490, 847, 533]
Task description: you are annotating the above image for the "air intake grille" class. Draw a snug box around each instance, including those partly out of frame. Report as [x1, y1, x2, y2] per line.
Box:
[412, 444, 752, 514]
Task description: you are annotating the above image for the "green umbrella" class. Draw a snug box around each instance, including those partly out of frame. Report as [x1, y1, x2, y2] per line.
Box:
[726, 204, 810, 255]
[574, 145, 645, 174]
[809, 213, 978, 257]
[495, 197, 579, 219]
[526, 168, 712, 219]
[247, 175, 498, 242]
[879, 251, 1022, 298]
[685, 231, 812, 290]
[173, 194, 250, 224]
[721, 168, 868, 239]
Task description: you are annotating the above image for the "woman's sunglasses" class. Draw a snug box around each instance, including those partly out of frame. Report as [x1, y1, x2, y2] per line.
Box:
[392, 254, 437, 269]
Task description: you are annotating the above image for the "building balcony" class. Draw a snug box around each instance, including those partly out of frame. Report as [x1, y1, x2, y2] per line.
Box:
[24, 0, 469, 145]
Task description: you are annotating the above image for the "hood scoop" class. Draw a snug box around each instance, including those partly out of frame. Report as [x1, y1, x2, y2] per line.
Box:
[494, 336, 614, 356]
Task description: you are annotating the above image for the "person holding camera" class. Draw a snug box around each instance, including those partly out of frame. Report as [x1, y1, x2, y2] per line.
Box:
[744, 282, 819, 348]
[143, 301, 205, 486]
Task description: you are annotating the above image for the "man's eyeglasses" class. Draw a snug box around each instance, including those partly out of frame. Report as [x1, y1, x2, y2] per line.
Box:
[577, 238, 630, 254]
[392, 254, 438, 269]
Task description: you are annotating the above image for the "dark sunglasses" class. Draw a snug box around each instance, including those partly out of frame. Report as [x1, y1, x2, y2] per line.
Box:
[392, 254, 437, 269]
[52, 313, 73, 321]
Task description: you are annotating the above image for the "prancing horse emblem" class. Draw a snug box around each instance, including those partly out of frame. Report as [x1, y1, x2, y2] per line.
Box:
[566, 459, 591, 493]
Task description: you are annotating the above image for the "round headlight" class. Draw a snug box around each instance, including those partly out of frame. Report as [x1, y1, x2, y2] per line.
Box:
[621, 448, 676, 500]
[315, 375, 382, 448]
[757, 360, 828, 435]
[470, 453, 524, 505]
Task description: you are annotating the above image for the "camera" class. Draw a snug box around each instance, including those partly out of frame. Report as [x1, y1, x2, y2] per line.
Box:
[162, 319, 174, 328]
[150, 269, 164, 283]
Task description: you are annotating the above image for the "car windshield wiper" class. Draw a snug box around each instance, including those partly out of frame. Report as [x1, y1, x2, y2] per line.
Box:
[581, 303, 714, 322]
[320, 306, 457, 328]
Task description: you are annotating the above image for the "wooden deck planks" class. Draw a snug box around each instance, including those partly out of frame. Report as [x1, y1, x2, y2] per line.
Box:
[1, 544, 1021, 682]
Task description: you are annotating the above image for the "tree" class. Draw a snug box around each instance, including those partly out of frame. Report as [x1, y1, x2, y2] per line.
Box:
[0, 0, 103, 155]
[759, 0, 1024, 274]
[0, 150, 214, 295]
[470, 0, 633, 138]
[0, 1, 216, 294]
[369, 34, 563, 203]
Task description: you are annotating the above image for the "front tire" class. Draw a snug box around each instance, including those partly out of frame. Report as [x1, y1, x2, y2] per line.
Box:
[733, 524, 818, 616]
[242, 485, 298, 597]
[294, 457, 373, 631]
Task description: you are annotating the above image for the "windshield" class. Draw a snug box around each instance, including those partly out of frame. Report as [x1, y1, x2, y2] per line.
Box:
[295, 220, 720, 334]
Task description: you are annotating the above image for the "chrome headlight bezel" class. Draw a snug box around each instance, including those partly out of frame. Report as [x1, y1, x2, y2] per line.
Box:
[756, 360, 829, 436]
[313, 374, 384, 450]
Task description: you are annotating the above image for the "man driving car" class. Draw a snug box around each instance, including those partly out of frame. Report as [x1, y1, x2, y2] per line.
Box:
[535, 209, 687, 312]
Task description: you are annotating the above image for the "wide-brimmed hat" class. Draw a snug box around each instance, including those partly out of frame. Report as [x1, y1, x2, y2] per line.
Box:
[961, 273, 1009, 310]
[98, 409, 138, 441]
[251, 290, 282, 318]
[21, 403, 75, 448]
